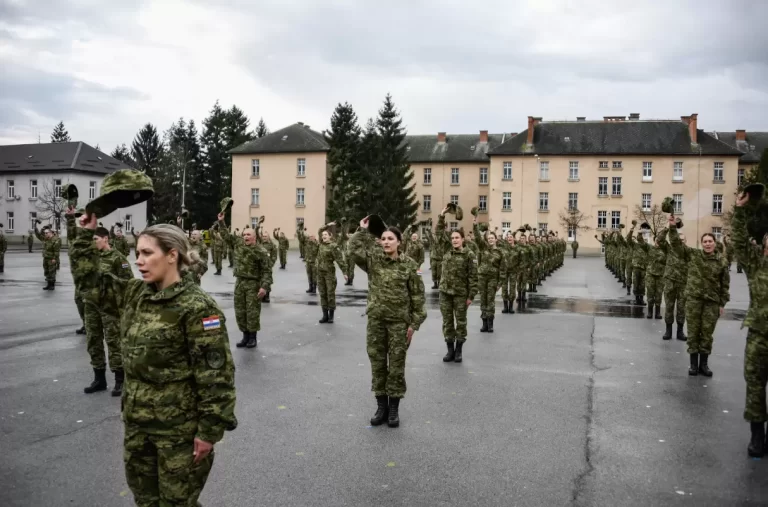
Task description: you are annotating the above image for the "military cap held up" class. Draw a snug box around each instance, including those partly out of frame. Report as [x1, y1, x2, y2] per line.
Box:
[62, 184, 79, 208]
[86, 169, 154, 218]
[744, 183, 765, 202]
[220, 197, 234, 214]
[661, 196, 674, 214]
[366, 215, 388, 237]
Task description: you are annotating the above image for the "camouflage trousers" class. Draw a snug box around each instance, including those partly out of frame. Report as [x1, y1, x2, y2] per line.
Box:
[632, 268, 646, 297]
[440, 293, 468, 343]
[305, 261, 317, 286]
[663, 282, 686, 325]
[84, 302, 122, 371]
[744, 330, 768, 422]
[228, 247, 234, 267]
[430, 256, 442, 285]
[279, 248, 287, 267]
[213, 249, 223, 272]
[317, 269, 337, 309]
[625, 260, 633, 289]
[366, 318, 408, 398]
[645, 274, 664, 306]
[299, 241, 305, 258]
[234, 279, 262, 332]
[346, 256, 356, 281]
[43, 256, 57, 283]
[618, 259, 625, 281]
[517, 272, 527, 293]
[74, 287, 85, 324]
[685, 298, 720, 355]
[501, 273, 517, 302]
[124, 427, 213, 507]
[0, 252, 4, 269]
[478, 274, 500, 318]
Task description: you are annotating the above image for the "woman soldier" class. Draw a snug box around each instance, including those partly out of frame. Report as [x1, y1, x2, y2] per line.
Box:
[473, 218, 506, 332]
[732, 190, 768, 457]
[403, 224, 425, 270]
[71, 211, 237, 507]
[667, 214, 730, 376]
[436, 208, 478, 363]
[349, 217, 426, 428]
[316, 224, 347, 324]
[500, 231, 520, 315]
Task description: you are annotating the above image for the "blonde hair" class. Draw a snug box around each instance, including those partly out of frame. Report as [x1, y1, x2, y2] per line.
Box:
[139, 224, 200, 273]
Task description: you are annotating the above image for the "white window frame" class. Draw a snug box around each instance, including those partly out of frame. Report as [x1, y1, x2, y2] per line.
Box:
[502, 221, 511, 231]
[423, 168, 432, 185]
[642, 193, 651, 211]
[479, 167, 488, 185]
[673, 161, 683, 181]
[251, 188, 260, 206]
[737, 168, 745, 186]
[502, 162, 512, 181]
[423, 195, 431, 212]
[711, 227, 722, 242]
[712, 194, 723, 214]
[611, 176, 622, 196]
[539, 161, 549, 181]
[611, 211, 621, 229]
[612, 161, 622, 169]
[449, 221, 458, 231]
[251, 159, 260, 177]
[673, 194, 683, 213]
[54, 179, 62, 198]
[569, 161, 579, 180]
[296, 217, 305, 228]
[450, 195, 459, 206]
[89, 181, 96, 200]
[568, 192, 578, 211]
[251, 217, 259, 229]
[539, 192, 549, 211]
[597, 211, 607, 229]
[599, 161, 608, 169]
[124, 214, 132, 232]
[539, 223, 548, 234]
[7, 180, 15, 198]
[297, 158, 306, 177]
[30, 179, 38, 199]
[713, 162, 724, 182]
[642, 161, 653, 181]
[451, 167, 459, 185]
[29, 211, 37, 229]
[598, 177, 608, 196]
[6, 211, 14, 231]
[478, 195, 487, 212]
[296, 188, 305, 206]
[568, 225, 576, 240]
[502, 191, 512, 210]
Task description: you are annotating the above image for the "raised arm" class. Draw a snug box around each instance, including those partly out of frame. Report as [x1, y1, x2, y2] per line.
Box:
[467, 251, 478, 301]
[407, 266, 427, 331]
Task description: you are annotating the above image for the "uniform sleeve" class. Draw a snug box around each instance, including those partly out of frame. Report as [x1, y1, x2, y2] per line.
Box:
[720, 264, 730, 307]
[407, 265, 427, 331]
[114, 254, 134, 280]
[417, 244, 425, 266]
[259, 249, 273, 292]
[473, 223, 487, 251]
[66, 215, 78, 240]
[333, 245, 345, 272]
[34, 226, 44, 242]
[185, 306, 237, 444]
[667, 225, 685, 257]
[732, 207, 761, 268]
[349, 230, 375, 273]
[498, 250, 507, 283]
[657, 228, 669, 253]
[467, 251, 478, 301]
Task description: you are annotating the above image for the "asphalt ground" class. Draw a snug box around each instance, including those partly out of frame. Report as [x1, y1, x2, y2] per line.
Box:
[0, 250, 766, 506]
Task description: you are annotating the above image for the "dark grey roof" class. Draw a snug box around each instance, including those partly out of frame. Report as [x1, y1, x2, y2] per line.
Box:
[708, 131, 768, 164]
[488, 121, 743, 157]
[404, 134, 506, 163]
[0, 142, 128, 174]
[230, 123, 329, 154]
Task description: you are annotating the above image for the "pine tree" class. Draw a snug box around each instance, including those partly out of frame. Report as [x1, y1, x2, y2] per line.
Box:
[178, 119, 215, 228]
[201, 101, 230, 220]
[50, 121, 71, 143]
[130, 123, 164, 224]
[110, 144, 135, 167]
[373, 94, 418, 228]
[325, 102, 363, 222]
[225, 106, 253, 148]
[255, 117, 269, 138]
[357, 118, 381, 218]
[723, 149, 768, 239]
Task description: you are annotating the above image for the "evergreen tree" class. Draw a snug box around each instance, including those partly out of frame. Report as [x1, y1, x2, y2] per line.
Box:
[373, 94, 418, 228]
[110, 144, 135, 167]
[325, 102, 363, 222]
[177, 119, 215, 228]
[201, 101, 230, 220]
[255, 117, 269, 138]
[723, 149, 768, 239]
[130, 123, 164, 224]
[357, 117, 382, 218]
[225, 106, 254, 148]
[50, 121, 71, 143]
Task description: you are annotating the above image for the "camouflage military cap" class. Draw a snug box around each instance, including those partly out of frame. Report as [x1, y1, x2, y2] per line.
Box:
[366, 214, 388, 237]
[86, 169, 153, 218]
[744, 183, 765, 202]
[675, 217, 683, 229]
[640, 222, 651, 230]
[619, 223, 625, 229]
[220, 197, 234, 214]
[62, 184, 78, 206]
[478, 222, 489, 232]
[470, 206, 478, 217]
[75, 208, 86, 218]
[661, 197, 674, 214]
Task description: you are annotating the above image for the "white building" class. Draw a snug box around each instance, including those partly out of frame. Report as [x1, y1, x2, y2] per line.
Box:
[0, 142, 147, 239]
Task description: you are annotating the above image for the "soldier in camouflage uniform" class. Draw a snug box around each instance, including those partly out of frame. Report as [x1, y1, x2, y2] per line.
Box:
[0, 226, 6, 273]
[349, 219, 426, 428]
[644, 233, 667, 319]
[66, 215, 87, 333]
[436, 210, 478, 363]
[259, 230, 277, 302]
[624, 223, 636, 295]
[630, 231, 651, 305]
[425, 223, 444, 290]
[732, 192, 768, 457]
[500, 232, 519, 314]
[723, 235, 735, 271]
[304, 234, 319, 293]
[465, 230, 480, 259]
[296, 223, 307, 260]
[668, 216, 729, 377]
[27, 231, 33, 253]
[403, 225, 425, 269]
[188, 229, 209, 285]
[316, 225, 346, 324]
[273, 229, 290, 269]
[110, 225, 131, 257]
[34, 222, 59, 290]
[515, 232, 532, 303]
[658, 225, 690, 341]
[209, 224, 226, 275]
[71, 210, 237, 507]
[226, 228, 235, 268]
[474, 219, 506, 332]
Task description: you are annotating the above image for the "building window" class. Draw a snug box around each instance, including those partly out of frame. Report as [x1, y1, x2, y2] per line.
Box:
[642, 162, 653, 181]
[611, 177, 622, 196]
[251, 188, 260, 206]
[478, 195, 487, 212]
[611, 211, 621, 229]
[502, 192, 512, 210]
[642, 193, 651, 211]
[251, 217, 259, 229]
[6, 180, 15, 198]
[673, 161, 683, 181]
[423, 195, 431, 212]
[597, 211, 607, 229]
[29, 212, 37, 229]
[6, 212, 14, 231]
[450, 195, 459, 206]
[251, 159, 260, 177]
[539, 192, 549, 211]
[568, 192, 578, 210]
[89, 181, 96, 200]
[567, 225, 576, 240]
[539, 161, 549, 180]
[451, 167, 459, 185]
[711, 227, 722, 242]
[479, 167, 488, 185]
[54, 179, 62, 198]
[30, 179, 38, 199]
[612, 161, 622, 169]
[598, 177, 608, 196]
[738, 168, 745, 186]
[569, 161, 579, 180]
[712, 194, 723, 214]
[449, 221, 458, 230]
[296, 188, 305, 206]
[502, 221, 511, 231]
[124, 214, 132, 231]
[539, 223, 548, 234]
[503, 162, 512, 181]
[297, 158, 306, 177]
[713, 162, 724, 182]
[599, 161, 608, 169]
[673, 194, 683, 213]
[423, 168, 432, 185]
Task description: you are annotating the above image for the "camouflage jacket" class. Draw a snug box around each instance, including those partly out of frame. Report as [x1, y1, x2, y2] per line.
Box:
[631, 234, 650, 269]
[304, 240, 319, 263]
[34, 225, 59, 259]
[349, 230, 427, 329]
[110, 229, 130, 257]
[70, 228, 237, 442]
[316, 240, 344, 273]
[473, 224, 506, 279]
[261, 238, 278, 266]
[503, 244, 521, 274]
[732, 206, 767, 333]
[220, 222, 272, 288]
[0, 233, 6, 254]
[516, 243, 532, 270]
[669, 226, 729, 306]
[624, 227, 636, 260]
[189, 240, 209, 284]
[646, 244, 667, 277]
[439, 246, 478, 299]
[657, 228, 690, 284]
[276, 234, 289, 251]
[404, 237, 425, 266]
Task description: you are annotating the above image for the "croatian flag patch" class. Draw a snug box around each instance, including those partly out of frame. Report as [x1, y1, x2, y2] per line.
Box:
[122, 263, 130, 269]
[202, 316, 221, 331]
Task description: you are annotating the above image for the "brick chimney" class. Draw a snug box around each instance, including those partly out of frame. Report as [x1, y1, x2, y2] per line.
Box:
[736, 129, 746, 141]
[681, 113, 698, 144]
[479, 130, 488, 143]
[526, 116, 541, 145]
[437, 132, 446, 143]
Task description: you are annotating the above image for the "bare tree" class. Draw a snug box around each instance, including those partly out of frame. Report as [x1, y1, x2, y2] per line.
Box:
[35, 179, 69, 232]
[558, 207, 592, 241]
[633, 204, 666, 237]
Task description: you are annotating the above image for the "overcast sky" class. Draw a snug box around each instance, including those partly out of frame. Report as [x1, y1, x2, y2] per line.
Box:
[1, 0, 767, 150]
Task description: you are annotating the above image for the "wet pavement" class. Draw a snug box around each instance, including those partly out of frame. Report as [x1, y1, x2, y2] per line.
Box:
[0, 251, 765, 506]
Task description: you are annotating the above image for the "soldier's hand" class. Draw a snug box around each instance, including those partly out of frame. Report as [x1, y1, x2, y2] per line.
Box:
[736, 192, 750, 207]
[466, 299, 472, 307]
[720, 307, 725, 317]
[193, 437, 213, 465]
[217, 213, 224, 221]
[406, 327, 414, 345]
[257, 288, 266, 299]
[360, 216, 369, 229]
[667, 214, 675, 225]
[65, 206, 75, 216]
[79, 213, 98, 230]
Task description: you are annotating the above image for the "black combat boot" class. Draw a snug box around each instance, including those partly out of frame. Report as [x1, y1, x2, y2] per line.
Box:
[662, 323, 673, 340]
[328, 309, 335, 323]
[748, 422, 765, 458]
[509, 302, 515, 314]
[319, 309, 329, 324]
[698, 354, 713, 377]
[676, 323, 687, 341]
[370, 395, 388, 426]
[502, 300, 509, 314]
[84, 368, 107, 394]
[75, 326, 86, 335]
[654, 305, 662, 319]
[443, 341, 455, 362]
[432, 282, 438, 289]
[280, 264, 285, 270]
[488, 317, 494, 333]
[245, 332, 258, 348]
[621, 282, 626, 289]
[43, 281, 52, 290]
[646, 304, 653, 319]
[689, 354, 699, 376]
[387, 398, 400, 428]
[111, 370, 124, 397]
[214, 270, 221, 276]
[737, 265, 743, 274]
[236, 332, 249, 348]
[637, 296, 644, 306]
[626, 286, 631, 296]
[480, 318, 488, 333]
[310, 284, 317, 294]
[454, 341, 464, 363]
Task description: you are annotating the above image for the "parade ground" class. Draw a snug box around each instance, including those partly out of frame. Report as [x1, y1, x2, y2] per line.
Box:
[0, 251, 766, 507]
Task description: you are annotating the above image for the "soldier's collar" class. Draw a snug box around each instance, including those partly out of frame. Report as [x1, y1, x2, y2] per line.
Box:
[148, 275, 192, 300]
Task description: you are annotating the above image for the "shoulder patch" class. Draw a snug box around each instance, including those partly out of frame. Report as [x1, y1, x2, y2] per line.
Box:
[205, 349, 225, 369]
[122, 263, 130, 269]
[202, 315, 221, 331]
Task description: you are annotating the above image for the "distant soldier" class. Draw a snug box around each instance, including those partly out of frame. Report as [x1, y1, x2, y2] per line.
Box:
[209, 224, 225, 275]
[0, 224, 6, 273]
[27, 231, 33, 253]
[473, 219, 505, 333]
[403, 225, 425, 270]
[260, 230, 277, 302]
[34, 222, 59, 290]
[658, 224, 691, 341]
[425, 223, 444, 290]
[499, 231, 519, 314]
[66, 213, 87, 334]
[110, 224, 130, 257]
[315, 224, 346, 324]
[273, 229, 289, 269]
[296, 223, 307, 260]
[189, 229, 209, 285]
[571, 240, 579, 258]
[645, 233, 667, 319]
[304, 234, 319, 293]
[53, 229, 62, 271]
